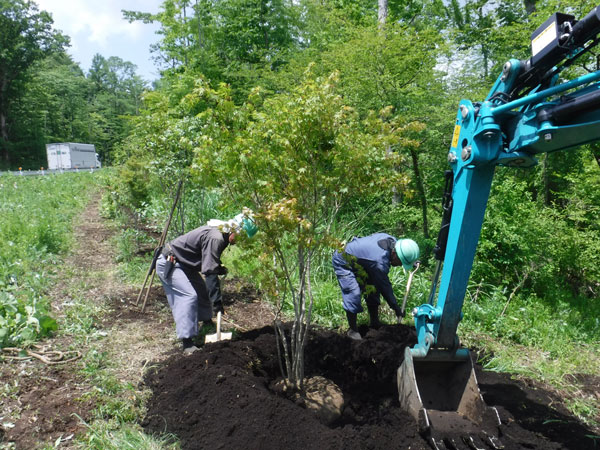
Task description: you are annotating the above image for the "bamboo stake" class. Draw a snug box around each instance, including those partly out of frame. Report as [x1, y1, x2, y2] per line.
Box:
[136, 179, 184, 311]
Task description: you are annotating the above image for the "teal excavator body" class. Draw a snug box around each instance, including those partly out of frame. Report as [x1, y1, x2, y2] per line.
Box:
[398, 6, 600, 449]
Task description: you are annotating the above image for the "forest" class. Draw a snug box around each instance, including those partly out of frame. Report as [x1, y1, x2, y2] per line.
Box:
[0, 0, 146, 169]
[1, 0, 599, 449]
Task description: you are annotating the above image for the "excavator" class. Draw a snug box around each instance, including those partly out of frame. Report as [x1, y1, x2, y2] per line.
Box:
[398, 5, 600, 449]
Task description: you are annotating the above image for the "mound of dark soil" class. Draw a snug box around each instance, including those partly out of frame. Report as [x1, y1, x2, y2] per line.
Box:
[142, 324, 598, 450]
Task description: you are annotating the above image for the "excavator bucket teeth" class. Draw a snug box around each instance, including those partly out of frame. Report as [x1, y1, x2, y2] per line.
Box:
[398, 347, 502, 448]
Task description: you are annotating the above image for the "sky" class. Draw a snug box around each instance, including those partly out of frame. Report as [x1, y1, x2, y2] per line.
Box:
[34, 0, 164, 82]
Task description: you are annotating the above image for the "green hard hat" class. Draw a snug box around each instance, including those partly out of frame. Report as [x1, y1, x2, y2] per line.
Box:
[395, 238, 420, 270]
[241, 217, 258, 238]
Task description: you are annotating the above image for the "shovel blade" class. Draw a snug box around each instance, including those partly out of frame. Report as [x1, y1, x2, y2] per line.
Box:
[205, 312, 233, 343]
[398, 347, 501, 441]
[205, 331, 232, 343]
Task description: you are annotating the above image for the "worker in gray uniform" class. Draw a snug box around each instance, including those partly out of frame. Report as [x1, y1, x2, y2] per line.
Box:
[332, 233, 419, 340]
[156, 212, 258, 354]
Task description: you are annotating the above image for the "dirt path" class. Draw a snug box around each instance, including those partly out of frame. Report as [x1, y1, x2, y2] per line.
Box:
[0, 191, 274, 449]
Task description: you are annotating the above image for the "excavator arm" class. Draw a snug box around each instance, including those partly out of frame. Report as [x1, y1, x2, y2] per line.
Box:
[399, 6, 600, 448]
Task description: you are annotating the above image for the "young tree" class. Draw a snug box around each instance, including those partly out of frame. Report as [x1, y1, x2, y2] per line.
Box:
[0, 0, 67, 165]
[193, 69, 416, 389]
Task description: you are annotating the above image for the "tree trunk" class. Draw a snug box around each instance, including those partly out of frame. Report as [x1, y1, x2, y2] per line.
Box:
[261, 0, 269, 51]
[591, 143, 600, 169]
[523, 0, 536, 15]
[0, 111, 8, 164]
[182, 5, 189, 67]
[410, 148, 429, 238]
[482, 44, 489, 78]
[542, 153, 550, 205]
[378, 0, 388, 26]
[195, 0, 204, 48]
[0, 75, 9, 163]
[291, 242, 307, 389]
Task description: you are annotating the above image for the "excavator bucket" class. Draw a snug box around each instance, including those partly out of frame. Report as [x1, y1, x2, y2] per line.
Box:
[398, 347, 503, 449]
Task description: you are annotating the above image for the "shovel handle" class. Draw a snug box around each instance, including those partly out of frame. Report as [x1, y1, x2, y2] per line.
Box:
[216, 311, 222, 340]
[400, 262, 420, 318]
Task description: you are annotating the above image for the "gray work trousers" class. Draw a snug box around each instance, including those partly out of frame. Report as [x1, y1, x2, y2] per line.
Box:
[156, 254, 213, 339]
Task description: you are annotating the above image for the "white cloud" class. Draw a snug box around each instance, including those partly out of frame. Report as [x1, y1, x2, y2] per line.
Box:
[36, 0, 153, 46]
[33, 0, 162, 80]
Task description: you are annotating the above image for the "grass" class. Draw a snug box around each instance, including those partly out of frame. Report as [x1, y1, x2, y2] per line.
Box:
[0, 172, 101, 349]
[50, 420, 179, 450]
[459, 283, 600, 428]
[0, 172, 178, 449]
[46, 236, 159, 447]
[54, 209, 178, 449]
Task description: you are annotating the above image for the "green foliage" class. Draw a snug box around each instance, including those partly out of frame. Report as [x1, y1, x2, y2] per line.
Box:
[0, 0, 68, 167]
[209, 0, 297, 65]
[125, 0, 301, 101]
[320, 23, 444, 117]
[443, 0, 532, 79]
[0, 290, 56, 348]
[0, 172, 98, 347]
[190, 68, 424, 387]
[194, 69, 408, 279]
[4, 50, 146, 169]
[474, 171, 600, 305]
[110, 0, 600, 419]
[115, 229, 149, 264]
[0, 2, 147, 169]
[119, 157, 152, 209]
[86, 54, 147, 163]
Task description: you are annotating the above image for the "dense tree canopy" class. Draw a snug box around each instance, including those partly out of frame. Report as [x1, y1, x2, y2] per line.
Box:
[0, 0, 67, 165]
[116, 0, 600, 297]
[0, 1, 147, 169]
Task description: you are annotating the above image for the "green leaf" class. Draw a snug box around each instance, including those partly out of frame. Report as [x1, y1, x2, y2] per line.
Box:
[39, 316, 58, 334]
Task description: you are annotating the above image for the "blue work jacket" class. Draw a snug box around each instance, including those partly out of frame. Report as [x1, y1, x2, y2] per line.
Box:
[343, 233, 398, 306]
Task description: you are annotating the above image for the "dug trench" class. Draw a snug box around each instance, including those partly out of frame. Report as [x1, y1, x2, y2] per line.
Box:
[142, 315, 600, 450]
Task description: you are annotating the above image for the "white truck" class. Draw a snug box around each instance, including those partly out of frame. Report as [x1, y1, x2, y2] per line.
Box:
[46, 143, 101, 170]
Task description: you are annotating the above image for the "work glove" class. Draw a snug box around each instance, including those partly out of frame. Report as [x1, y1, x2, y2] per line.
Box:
[392, 304, 404, 318]
[215, 265, 228, 276]
[213, 301, 225, 315]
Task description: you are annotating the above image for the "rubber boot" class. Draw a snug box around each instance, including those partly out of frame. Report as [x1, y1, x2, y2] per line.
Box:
[367, 304, 380, 329]
[182, 338, 199, 355]
[345, 311, 362, 340]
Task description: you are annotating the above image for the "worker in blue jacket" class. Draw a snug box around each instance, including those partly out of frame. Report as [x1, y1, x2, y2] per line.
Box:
[332, 233, 420, 340]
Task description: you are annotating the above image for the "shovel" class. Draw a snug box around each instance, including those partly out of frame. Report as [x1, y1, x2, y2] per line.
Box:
[399, 261, 420, 323]
[205, 311, 232, 343]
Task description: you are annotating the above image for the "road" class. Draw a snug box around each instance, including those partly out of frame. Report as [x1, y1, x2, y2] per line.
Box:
[0, 167, 102, 176]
